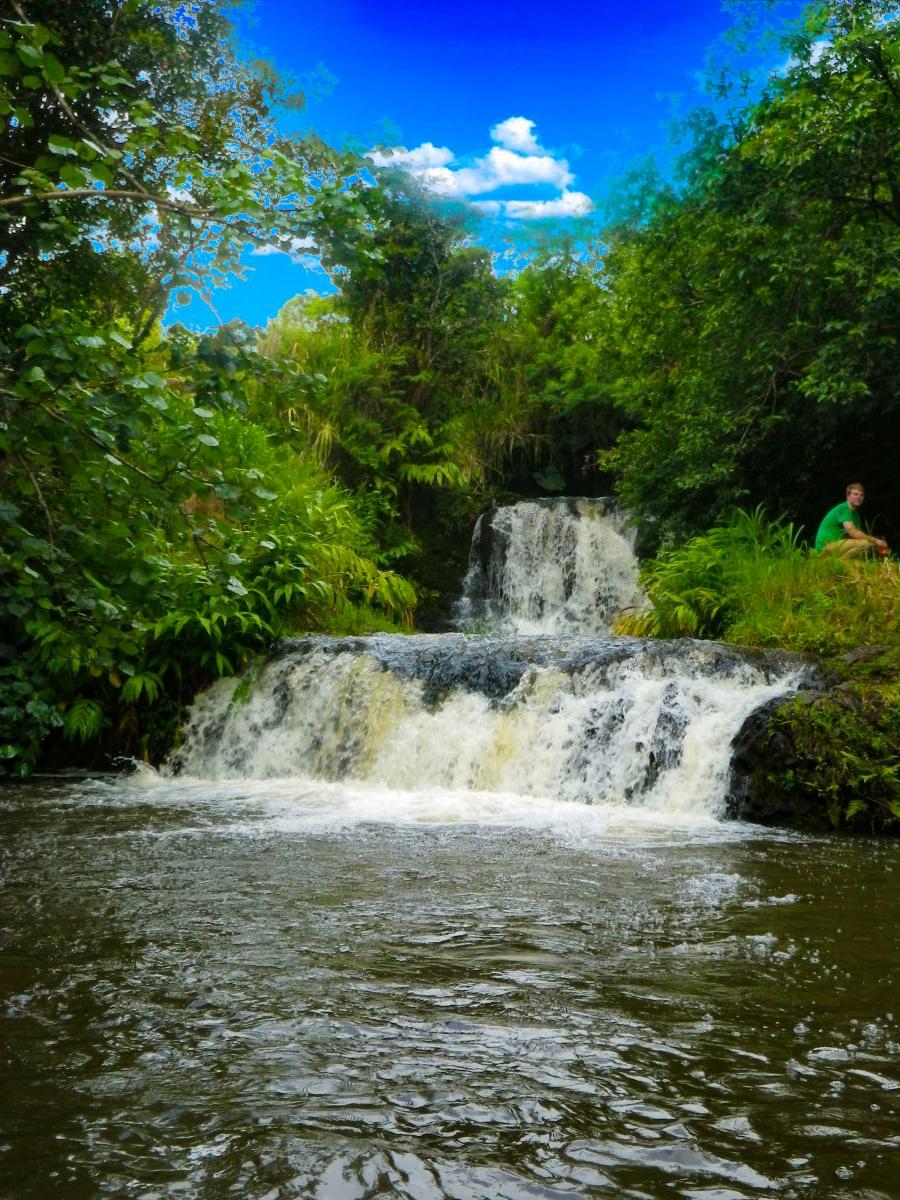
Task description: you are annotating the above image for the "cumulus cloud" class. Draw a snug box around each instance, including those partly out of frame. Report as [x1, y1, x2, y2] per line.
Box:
[455, 146, 574, 194]
[491, 116, 542, 154]
[368, 142, 454, 171]
[251, 235, 317, 258]
[492, 190, 593, 220]
[366, 117, 592, 221]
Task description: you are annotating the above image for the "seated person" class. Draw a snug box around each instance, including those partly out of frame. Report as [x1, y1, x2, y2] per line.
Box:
[814, 483, 889, 558]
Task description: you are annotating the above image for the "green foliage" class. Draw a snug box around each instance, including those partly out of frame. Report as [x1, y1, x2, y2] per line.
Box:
[624, 507, 900, 832]
[620, 506, 900, 654]
[62, 699, 105, 745]
[616, 507, 805, 639]
[254, 183, 519, 606]
[253, 220, 626, 612]
[600, 0, 900, 540]
[1, 0, 353, 326]
[500, 246, 624, 492]
[0, 273, 416, 778]
[766, 687, 900, 832]
[0, 2, 418, 774]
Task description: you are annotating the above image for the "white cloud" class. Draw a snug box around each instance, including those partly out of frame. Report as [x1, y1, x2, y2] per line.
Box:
[491, 116, 541, 154]
[452, 146, 574, 195]
[501, 190, 593, 220]
[369, 143, 572, 197]
[368, 142, 454, 170]
[365, 117, 592, 221]
[251, 235, 316, 258]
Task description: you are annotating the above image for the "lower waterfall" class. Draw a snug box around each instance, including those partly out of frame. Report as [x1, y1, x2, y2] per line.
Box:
[170, 634, 806, 819]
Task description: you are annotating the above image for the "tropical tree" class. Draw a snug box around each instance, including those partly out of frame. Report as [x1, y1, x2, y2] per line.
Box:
[256, 176, 514, 603]
[602, 0, 900, 541]
[501, 246, 623, 494]
[0, 1, 409, 775]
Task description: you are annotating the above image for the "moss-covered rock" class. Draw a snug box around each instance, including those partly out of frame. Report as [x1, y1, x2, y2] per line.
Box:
[728, 659, 900, 832]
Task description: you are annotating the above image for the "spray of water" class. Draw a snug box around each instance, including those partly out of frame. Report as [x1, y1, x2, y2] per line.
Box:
[171, 637, 803, 820]
[455, 498, 643, 635]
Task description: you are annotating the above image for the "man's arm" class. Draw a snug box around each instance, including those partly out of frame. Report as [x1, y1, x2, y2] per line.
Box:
[842, 522, 889, 550]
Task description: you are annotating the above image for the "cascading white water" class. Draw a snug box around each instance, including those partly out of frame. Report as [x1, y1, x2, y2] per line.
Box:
[170, 498, 811, 822]
[171, 636, 805, 820]
[455, 498, 643, 634]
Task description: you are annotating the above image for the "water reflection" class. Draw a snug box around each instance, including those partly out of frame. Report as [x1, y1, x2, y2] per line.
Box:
[2, 778, 899, 1198]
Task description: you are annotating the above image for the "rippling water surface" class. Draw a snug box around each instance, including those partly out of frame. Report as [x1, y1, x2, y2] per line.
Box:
[3, 776, 900, 1199]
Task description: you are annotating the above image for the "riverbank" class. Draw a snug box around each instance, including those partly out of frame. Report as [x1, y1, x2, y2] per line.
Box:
[616, 511, 900, 834]
[729, 649, 900, 832]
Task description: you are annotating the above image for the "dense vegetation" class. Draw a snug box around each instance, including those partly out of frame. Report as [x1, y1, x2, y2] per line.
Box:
[616, 509, 900, 830]
[0, 0, 415, 771]
[603, 0, 900, 539]
[2, 0, 899, 793]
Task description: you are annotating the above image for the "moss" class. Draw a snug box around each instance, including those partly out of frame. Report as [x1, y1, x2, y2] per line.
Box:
[758, 671, 900, 833]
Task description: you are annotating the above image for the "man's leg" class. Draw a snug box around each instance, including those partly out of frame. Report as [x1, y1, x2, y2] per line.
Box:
[820, 539, 873, 559]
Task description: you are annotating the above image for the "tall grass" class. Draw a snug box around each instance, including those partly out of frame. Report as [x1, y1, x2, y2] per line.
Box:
[616, 507, 900, 659]
[615, 509, 900, 830]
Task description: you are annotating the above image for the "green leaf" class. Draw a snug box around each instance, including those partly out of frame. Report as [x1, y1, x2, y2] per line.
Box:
[40, 52, 66, 83]
[89, 163, 115, 187]
[196, 433, 219, 447]
[59, 163, 87, 188]
[47, 134, 78, 157]
[62, 699, 105, 744]
[15, 43, 43, 68]
[0, 50, 19, 75]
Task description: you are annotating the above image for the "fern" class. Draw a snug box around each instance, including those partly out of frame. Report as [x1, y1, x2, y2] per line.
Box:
[62, 699, 106, 745]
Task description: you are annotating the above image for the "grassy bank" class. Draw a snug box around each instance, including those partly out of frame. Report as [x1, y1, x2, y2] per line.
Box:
[616, 509, 900, 832]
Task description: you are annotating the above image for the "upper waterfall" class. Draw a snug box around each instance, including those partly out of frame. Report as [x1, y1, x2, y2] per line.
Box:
[454, 497, 643, 635]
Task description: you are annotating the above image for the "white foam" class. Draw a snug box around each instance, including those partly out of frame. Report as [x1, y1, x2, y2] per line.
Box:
[459, 499, 643, 635]
[170, 647, 801, 822]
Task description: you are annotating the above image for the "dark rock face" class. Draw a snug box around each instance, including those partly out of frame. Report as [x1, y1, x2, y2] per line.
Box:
[726, 687, 830, 828]
[273, 633, 806, 711]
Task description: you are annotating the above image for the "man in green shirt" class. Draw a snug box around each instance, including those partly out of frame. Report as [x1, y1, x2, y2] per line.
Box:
[814, 483, 889, 558]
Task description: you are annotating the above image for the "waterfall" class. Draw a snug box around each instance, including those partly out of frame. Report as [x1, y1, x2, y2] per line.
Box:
[171, 635, 807, 819]
[171, 497, 810, 819]
[454, 497, 642, 634]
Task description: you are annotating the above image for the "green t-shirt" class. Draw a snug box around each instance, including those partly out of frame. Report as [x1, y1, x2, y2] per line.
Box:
[814, 501, 860, 550]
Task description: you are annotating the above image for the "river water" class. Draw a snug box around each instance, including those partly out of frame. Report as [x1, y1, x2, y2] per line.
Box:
[5, 502, 899, 1197]
[3, 775, 899, 1200]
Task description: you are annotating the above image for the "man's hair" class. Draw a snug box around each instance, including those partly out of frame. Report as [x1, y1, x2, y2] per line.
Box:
[846, 482, 865, 495]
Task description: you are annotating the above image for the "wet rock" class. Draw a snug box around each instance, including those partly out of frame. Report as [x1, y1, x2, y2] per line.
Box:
[726, 686, 829, 828]
[840, 644, 889, 667]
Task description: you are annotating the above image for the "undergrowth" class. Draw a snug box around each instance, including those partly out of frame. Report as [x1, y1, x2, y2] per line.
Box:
[615, 508, 900, 831]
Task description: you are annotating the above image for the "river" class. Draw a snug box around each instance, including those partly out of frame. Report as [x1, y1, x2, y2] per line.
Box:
[3, 500, 898, 1198]
[3, 774, 899, 1199]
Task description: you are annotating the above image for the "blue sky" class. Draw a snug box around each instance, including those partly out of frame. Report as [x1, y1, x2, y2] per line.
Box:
[177, 0, 804, 329]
